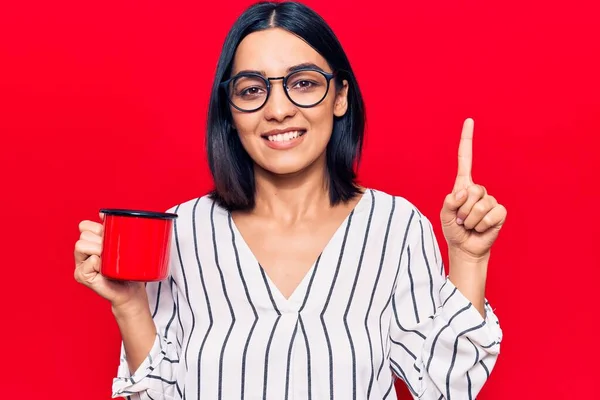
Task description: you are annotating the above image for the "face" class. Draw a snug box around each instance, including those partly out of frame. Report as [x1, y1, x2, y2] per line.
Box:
[228, 28, 349, 176]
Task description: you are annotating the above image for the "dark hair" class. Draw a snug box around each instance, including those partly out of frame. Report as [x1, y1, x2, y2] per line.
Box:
[207, 1, 366, 211]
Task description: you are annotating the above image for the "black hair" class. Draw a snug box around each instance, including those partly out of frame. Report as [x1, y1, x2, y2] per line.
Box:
[207, 1, 366, 211]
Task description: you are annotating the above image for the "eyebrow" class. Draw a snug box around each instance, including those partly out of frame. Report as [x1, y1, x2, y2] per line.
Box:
[234, 62, 327, 76]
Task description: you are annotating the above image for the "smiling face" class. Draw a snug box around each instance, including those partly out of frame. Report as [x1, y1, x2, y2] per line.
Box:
[228, 28, 349, 176]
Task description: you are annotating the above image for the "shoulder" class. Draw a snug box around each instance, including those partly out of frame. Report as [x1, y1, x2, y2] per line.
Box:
[365, 187, 424, 218]
[164, 193, 225, 220]
[163, 194, 228, 253]
[365, 187, 435, 231]
[364, 188, 443, 265]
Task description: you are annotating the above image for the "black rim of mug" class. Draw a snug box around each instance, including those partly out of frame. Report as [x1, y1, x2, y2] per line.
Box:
[99, 208, 178, 220]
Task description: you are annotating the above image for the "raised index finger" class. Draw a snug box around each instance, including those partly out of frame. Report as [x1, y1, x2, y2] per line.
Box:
[456, 118, 474, 182]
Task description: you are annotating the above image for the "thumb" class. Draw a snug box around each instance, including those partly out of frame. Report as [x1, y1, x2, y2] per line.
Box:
[441, 189, 467, 225]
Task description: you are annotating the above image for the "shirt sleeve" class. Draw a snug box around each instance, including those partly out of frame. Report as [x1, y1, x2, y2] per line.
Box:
[389, 212, 503, 399]
[111, 276, 182, 400]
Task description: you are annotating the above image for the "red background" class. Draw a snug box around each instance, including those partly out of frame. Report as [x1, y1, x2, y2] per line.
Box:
[1, 0, 599, 398]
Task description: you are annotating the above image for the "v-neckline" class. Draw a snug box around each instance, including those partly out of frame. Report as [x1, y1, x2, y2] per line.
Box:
[227, 189, 371, 312]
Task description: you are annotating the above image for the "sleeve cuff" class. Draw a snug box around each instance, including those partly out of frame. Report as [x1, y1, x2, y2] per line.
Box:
[439, 278, 503, 354]
[112, 333, 169, 396]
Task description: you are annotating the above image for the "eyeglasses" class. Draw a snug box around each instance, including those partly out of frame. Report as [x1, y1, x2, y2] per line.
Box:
[220, 68, 337, 112]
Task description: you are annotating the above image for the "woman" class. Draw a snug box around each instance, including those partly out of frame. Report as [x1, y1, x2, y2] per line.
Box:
[74, 2, 506, 399]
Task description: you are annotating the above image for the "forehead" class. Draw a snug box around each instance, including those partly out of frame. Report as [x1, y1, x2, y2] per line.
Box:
[231, 28, 330, 75]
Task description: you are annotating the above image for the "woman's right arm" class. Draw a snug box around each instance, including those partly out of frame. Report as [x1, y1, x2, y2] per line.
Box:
[111, 293, 157, 374]
[74, 216, 181, 400]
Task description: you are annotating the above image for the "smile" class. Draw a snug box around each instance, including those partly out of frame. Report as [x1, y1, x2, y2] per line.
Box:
[266, 130, 305, 142]
[261, 128, 307, 150]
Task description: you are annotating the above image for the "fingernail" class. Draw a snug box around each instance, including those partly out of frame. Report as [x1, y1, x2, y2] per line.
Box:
[456, 218, 464, 225]
[455, 190, 466, 200]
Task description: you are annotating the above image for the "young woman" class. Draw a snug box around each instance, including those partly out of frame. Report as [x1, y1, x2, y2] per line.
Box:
[74, 2, 506, 399]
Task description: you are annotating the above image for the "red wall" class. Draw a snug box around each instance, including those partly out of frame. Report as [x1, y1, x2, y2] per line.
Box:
[1, 0, 598, 398]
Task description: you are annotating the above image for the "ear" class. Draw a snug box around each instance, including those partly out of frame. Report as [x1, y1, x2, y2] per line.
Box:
[333, 79, 349, 117]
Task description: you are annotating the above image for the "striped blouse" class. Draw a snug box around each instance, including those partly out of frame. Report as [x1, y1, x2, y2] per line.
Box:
[111, 188, 502, 400]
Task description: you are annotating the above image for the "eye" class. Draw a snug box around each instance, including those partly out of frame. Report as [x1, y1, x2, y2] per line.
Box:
[287, 70, 326, 92]
[294, 80, 314, 89]
[289, 79, 321, 92]
[239, 86, 266, 97]
[231, 75, 268, 98]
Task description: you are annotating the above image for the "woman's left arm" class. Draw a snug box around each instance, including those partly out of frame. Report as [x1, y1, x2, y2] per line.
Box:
[389, 213, 502, 400]
[389, 118, 507, 399]
[441, 118, 508, 317]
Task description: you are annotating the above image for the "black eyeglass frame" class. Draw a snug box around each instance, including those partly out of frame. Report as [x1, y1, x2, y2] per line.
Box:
[220, 68, 338, 113]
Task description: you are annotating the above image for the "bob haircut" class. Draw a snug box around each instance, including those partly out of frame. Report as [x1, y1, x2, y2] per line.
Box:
[207, 1, 366, 211]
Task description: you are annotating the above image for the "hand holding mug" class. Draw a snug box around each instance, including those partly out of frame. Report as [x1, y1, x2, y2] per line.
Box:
[74, 209, 178, 312]
[73, 213, 147, 310]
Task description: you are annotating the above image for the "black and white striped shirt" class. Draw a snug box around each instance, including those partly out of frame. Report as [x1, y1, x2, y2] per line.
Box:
[112, 188, 502, 400]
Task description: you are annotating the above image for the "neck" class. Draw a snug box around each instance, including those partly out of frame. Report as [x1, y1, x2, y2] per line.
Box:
[252, 155, 330, 224]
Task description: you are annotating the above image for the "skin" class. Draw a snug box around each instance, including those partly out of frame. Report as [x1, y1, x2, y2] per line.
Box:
[228, 28, 356, 300]
[441, 118, 507, 316]
[73, 28, 506, 374]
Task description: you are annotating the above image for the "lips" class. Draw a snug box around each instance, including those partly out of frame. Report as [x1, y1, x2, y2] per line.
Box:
[260, 127, 307, 150]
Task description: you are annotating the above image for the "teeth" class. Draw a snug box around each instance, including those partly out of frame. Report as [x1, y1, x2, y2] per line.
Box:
[267, 131, 301, 142]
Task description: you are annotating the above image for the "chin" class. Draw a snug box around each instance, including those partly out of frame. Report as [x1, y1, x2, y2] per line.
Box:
[262, 163, 307, 176]
[254, 150, 326, 177]
[257, 157, 315, 176]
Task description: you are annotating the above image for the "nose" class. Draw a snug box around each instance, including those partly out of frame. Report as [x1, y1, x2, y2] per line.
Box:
[262, 78, 297, 122]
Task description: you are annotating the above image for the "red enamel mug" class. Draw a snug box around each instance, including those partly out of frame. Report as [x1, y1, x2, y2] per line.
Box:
[99, 208, 178, 282]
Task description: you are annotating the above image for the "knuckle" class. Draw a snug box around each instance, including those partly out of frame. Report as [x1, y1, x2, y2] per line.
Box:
[469, 185, 484, 197]
[444, 193, 454, 206]
[88, 255, 98, 267]
[74, 265, 86, 283]
[474, 202, 487, 214]
[80, 231, 96, 242]
[483, 214, 493, 226]
[90, 222, 102, 236]
[466, 185, 478, 197]
[74, 240, 84, 254]
[475, 223, 488, 233]
[79, 220, 103, 236]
